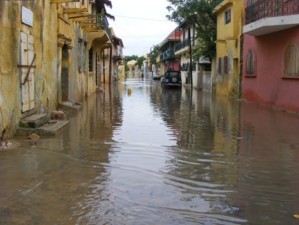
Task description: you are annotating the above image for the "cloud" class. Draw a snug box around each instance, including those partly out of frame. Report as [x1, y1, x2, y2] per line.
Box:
[107, 0, 178, 56]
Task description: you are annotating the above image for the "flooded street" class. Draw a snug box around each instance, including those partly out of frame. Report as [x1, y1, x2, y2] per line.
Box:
[1, 78, 299, 225]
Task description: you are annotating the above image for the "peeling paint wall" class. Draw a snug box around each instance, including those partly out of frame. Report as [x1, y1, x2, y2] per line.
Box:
[0, 2, 20, 136]
[0, 1, 113, 137]
[215, 0, 243, 98]
[0, 1, 58, 136]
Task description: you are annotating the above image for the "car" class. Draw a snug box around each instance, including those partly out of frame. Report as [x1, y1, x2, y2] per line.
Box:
[161, 70, 182, 88]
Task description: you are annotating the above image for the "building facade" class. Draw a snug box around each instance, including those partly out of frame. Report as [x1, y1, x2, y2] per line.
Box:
[174, 20, 211, 90]
[158, 28, 181, 74]
[242, 0, 299, 112]
[214, 0, 243, 97]
[0, 0, 115, 137]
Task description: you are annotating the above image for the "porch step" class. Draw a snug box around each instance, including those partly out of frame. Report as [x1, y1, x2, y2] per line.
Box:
[38, 120, 70, 136]
[59, 101, 82, 114]
[16, 120, 69, 136]
[19, 113, 50, 128]
[17, 112, 70, 137]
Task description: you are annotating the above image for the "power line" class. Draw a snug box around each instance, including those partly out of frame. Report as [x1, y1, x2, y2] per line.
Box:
[113, 14, 170, 22]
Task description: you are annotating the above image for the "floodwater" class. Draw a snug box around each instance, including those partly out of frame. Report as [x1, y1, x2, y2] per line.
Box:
[1, 78, 299, 225]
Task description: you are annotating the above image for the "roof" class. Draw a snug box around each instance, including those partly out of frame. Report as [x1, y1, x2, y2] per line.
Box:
[213, 0, 233, 14]
[113, 36, 124, 47]
[159, 28, 181, 48]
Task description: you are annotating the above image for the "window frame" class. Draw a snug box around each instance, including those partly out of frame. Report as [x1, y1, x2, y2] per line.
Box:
[224, 9, 231, 24]
[245, 49, 256, 77]
[283, 42, 299, 79]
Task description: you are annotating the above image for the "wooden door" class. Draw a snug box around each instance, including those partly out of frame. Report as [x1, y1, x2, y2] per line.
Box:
[20, 31, 35, 112]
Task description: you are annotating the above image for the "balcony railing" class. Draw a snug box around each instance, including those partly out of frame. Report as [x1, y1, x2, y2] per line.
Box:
[245, 0, 299, 25]
[160, 49, 176, 61]
[97, 15, 112, 40]
[174, 39, 190, 52]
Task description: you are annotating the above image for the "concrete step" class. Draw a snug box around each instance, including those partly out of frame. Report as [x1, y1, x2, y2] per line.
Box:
[38, 120, 70, 136]
[16, 120, 69, 137]
[59, 101, 82, 114]
[19, 113, 50, 128]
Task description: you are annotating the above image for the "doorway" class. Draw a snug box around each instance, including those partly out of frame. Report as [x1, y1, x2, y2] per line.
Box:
[61, 45, 69, 101]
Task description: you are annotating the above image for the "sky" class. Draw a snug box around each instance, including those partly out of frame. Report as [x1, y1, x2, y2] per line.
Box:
[106, 0, 178, 56]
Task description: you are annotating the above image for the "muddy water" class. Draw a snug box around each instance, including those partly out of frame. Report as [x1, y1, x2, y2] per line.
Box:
[1, 78, 299, 225]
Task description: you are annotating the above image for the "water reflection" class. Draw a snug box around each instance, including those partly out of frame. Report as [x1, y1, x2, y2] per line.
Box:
[1, 78, 299, 225]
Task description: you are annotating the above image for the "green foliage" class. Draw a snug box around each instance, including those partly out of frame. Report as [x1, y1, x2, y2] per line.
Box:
[123, 55, 146, 71]
[137, 56, 146, 68]
[148, 45, 160, 65]
[166, 0, 222, 59]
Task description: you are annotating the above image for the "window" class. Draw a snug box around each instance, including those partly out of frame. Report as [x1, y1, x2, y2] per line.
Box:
[224, 9, 231, 24]
[77, 38, 87, 73]
[223, 56, 228, 74]
[218, 56, 228, 75]
[218, 57, 222, 74]
[284, 43, 299, 77]
[246, 49, 255, 76]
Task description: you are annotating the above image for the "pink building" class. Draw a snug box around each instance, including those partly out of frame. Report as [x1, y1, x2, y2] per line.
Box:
[242, 0, 299, 112]
[159, 28, 181, 72]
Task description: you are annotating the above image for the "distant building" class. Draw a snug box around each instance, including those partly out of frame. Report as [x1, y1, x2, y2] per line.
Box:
[158, 28, 181, 74]
[174, 19, 211, 90]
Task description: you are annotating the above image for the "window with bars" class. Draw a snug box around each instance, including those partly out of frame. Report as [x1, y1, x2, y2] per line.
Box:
[284, 43, 299, 77]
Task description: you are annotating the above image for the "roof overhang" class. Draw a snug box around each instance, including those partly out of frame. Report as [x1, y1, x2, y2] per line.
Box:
[213, 0, 233, 14]
[243, 14, 299, 36]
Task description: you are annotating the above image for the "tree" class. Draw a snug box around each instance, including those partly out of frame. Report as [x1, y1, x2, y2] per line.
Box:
[123, 55, 138, 71]
[123, 55, 146, 71]
[166, 0, 221, 60]
[148, 45, 160, 65]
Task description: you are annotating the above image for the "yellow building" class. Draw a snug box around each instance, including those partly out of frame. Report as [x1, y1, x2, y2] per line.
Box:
[0, 0, 115, 137]
[214, 0, 243, 97]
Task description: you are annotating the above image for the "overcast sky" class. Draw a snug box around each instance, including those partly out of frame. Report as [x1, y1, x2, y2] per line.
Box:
[107, 0, 178, 56]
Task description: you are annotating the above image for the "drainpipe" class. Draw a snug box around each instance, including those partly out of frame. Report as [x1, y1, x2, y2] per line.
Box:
[102, 50, 105, 84]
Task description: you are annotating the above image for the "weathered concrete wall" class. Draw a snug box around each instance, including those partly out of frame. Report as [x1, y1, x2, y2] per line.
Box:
[0, 1, 114, 137]
[215, 0, 243, 98]
[33, 1, 58, 112]
[0, 2, 20, 136]
[0, 1, 58, 136]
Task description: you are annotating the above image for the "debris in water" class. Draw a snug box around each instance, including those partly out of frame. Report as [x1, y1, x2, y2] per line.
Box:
[294, 214, 299, 219]
[28, 132, 40, 145]
[127, 88, 132, 96]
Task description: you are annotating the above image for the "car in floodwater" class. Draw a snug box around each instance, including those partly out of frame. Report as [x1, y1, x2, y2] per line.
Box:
[161, 70, 182, 88]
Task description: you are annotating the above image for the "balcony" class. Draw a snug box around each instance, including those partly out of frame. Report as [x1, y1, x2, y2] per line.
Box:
[160, 49, 176, 61]
[174, 39, 190, 55]
[98, 15, 112, 39]
[243, 0, 299, 36]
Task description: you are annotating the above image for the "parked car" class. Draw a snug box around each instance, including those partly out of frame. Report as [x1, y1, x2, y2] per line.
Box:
[161, 70, 181, 88]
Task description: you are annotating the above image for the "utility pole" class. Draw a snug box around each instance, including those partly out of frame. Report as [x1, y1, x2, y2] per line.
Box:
[109, 46, 112, 84]
[188, 26, 193, 87]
